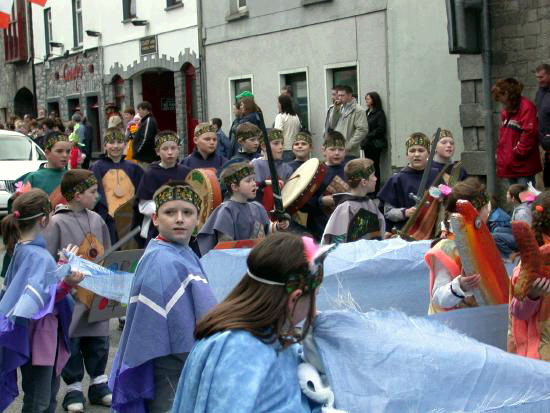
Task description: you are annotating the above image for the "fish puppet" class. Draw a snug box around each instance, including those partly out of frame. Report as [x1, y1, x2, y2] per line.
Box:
[449, 200, 509, 305]
[511, 220, 550, 300]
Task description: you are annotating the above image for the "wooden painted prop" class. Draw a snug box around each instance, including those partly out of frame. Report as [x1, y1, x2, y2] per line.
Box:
[281, 158, 327, 215]
[103, 169, 135, 217]
[214, 239, 262, 250]
[184, 168, 222, 231]
[322, 175, 350, 216]
[113, 198, 138, 250]
[75, 233, 105, 309]
[406, 191, 441, 240]
[510, 221, 550, 300]
[449, 200, 509, 305]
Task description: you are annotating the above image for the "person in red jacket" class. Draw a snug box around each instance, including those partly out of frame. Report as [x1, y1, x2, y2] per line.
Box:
[492, 77, 542, 185]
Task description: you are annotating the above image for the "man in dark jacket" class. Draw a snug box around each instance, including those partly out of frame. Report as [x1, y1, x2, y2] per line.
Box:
[535, 64, 550, 187]
[133, 101, 159, 163]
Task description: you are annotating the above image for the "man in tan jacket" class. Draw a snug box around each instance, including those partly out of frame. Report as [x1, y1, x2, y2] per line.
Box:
[329, 85, 369, 158]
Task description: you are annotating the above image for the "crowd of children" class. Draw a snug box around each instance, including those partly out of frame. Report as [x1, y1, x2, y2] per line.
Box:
[3, 100, 550, 412]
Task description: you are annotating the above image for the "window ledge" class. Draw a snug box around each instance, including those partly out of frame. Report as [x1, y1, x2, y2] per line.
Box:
[226, 9, 249, 22]
[121, 18, 135, 24]
[165, 2, 183, 11]
[72, 45, 83, 52]
[301, 0, 332, 5]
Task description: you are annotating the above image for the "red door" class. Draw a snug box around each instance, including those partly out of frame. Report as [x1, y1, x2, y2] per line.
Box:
[141, 71, 177, 132]
[184, 64, 198, 153]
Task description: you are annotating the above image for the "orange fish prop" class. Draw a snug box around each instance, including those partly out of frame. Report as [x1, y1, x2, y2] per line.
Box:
[449, 200, 509, 305]
[510, 221, 550, 300]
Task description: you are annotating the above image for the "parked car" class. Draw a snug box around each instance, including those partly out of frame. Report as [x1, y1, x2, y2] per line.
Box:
[0, 130, 47, 215]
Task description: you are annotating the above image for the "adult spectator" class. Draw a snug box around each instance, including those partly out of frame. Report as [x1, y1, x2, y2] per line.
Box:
[535, 64, 550, 187]
[324, 85, 340, 135]
[281, 85, 293, 98]
[238, 94, 268, 140]
[492, 77, 541, 185]
[274, 94, 301, 161]
[362, 91, 387, 193]
[133, 101, 159, 163]
[211, 117, 232, 159]
[328, 85, 368, 159]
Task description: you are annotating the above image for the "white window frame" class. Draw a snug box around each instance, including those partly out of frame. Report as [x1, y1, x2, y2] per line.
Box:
[323, 61, 360, 113]
[237, 0, 247, 11]
[73, 0, 83, 47]
[228, 74, 253, 121]
[278, 67, 310, 131]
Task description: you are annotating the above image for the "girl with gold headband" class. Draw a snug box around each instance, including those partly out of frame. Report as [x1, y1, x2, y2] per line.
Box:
[110, 182, 217, 412]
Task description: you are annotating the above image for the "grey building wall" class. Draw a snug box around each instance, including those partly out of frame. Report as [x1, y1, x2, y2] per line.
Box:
[458, 0, 550, 182]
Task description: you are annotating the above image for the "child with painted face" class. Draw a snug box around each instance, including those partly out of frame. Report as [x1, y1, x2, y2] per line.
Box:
[0, 189, 84, 413]
[251, 128, 294, 206]
[288, 131, 313, 173]
[378, 132, 439, 231]
[425, 178, 492, 314]
[91, 128, 144, 244]
[42, 169, 113, 412]
[322, 158, 386, 244]
[110, 183, 217, 412]
[181, 122, 227, 173]
[431, 129, 467, 184]
[197, 162, 289, 255]
[171, 232, 333, 412]
[135, 131, 191, 246]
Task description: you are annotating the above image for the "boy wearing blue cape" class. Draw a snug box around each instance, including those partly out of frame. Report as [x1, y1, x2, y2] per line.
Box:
[109, 182, 217, 412]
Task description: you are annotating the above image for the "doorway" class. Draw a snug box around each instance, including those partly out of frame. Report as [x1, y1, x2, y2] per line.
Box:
[141, 70, 177, 133]
[67, 98, 80, 119]
[47, 101, 60, 119]
[86, 96, 100, 152]
[14, 88, 34, 117]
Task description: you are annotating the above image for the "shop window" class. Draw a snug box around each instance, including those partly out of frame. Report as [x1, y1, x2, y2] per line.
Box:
[122, 0, 136, 20]
[329, 65, 358, 100]
[72, 0, 83, 48]
[230, 77, 252, 118]
[4, 0, 28, 63]
[281, 71, 309, 131]
[43, 7, 52, 57]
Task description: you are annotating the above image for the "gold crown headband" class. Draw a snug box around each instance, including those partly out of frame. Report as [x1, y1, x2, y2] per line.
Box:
[268, 129, 284, 142]
[223, 165, 255, 188]
[63, 175, 98, 202]
[104, 129, 126, 144]
[237, 130, 260, 141]
[155, 134, 180, 149]
[323, 136, 346, 149]
[194, 124, 217, 138]
[347, 165, 375, 185]
[406, 133, 430, 152]
[45, 133, 70, 150]
[293, 132, 312, 146]
[154, 185, 202, 212]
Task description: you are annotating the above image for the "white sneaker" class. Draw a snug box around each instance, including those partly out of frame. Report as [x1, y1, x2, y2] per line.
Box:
[66, 402, 84, 413]
[101, 393, 112, 407]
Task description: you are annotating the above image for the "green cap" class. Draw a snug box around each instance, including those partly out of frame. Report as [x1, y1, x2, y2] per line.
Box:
[236, 90, 254, 99]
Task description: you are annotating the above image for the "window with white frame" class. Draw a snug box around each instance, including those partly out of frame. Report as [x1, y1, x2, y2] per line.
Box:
[238, 0, 247, 10]
[72, 0, 83, 47]
[44, 8, 52, 56]
[166, 0, 183, 7]
[329, 65, 358, 100]
[122, 0, 136, 20]
[230, 77, 252, 118]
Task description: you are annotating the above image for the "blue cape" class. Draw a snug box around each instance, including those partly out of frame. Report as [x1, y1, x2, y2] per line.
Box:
[109, 238, 217, 413]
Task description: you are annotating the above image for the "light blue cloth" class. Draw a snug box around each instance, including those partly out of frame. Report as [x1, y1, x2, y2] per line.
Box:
[310, 310, 550, 412]
[171, 330, 313, 413]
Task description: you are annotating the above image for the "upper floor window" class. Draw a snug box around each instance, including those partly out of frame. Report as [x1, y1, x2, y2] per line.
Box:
[44, 7, 52, 56]
[3, 0, 28, 62]
[166, 0, 183, 7]
[122, 0, 136, 20]
[238, 0, 247, 10]
[72, 0, 83, 47]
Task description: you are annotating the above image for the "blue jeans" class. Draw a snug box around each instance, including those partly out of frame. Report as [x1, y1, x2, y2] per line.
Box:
[492, 226, 518, 258]
[20, 362, 60, 413]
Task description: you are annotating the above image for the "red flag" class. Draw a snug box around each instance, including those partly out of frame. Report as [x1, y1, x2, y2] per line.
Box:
[27, 0, 47, 6]
[0, 0, 13, 29]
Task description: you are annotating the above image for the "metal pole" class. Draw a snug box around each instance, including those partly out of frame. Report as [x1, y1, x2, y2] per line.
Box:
[481, 0, 496, 195]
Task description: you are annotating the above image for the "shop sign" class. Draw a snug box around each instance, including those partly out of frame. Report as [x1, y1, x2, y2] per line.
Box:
[140, 35, 157, 56]
[63, 62, 83, 81]
[161, 97, 176, 111]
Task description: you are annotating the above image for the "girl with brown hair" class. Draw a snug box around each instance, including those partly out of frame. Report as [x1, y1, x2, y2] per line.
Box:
[171, 232, 333, 412]
[492, 77, 542, 184]
[238, 95, 268, 139]
[425, 177, 492, 314]
[0, 188, 84, 412]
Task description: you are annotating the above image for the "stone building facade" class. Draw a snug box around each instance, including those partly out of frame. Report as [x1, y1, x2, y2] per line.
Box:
[458, 0, 550, 179]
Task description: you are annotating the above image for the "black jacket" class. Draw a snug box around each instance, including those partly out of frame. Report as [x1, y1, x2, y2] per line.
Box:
[362, 108, 387, 151]
[133, 113, 159, 163]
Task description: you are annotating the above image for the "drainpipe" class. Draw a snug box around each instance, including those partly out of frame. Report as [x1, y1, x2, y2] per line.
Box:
[481, 0, 496, 195]
[197, 0, 208, 120]
[27, 1, 37, 116]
